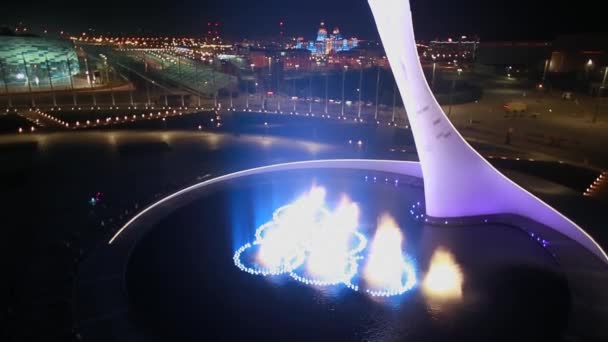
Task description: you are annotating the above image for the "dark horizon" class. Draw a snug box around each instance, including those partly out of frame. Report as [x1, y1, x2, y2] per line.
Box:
[1, 0, 606, 41]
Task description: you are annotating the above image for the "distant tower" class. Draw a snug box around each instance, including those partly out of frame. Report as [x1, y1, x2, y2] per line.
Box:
[332, 27, 342, 40]
[368, 0, 608, 262]
[279, 21, 285, 38]
[316, 22, 328, 42]
[205, 22, 221, 43]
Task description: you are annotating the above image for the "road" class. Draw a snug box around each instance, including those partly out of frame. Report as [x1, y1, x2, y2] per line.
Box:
[447, 87, 608, 168]
[3, 72, 608, 169]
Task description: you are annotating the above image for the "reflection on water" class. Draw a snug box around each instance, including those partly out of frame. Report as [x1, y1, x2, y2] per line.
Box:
[423, 247, 464, 301]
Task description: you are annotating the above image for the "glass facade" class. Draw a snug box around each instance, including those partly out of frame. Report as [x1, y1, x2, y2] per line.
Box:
[0, 36, 80, 87]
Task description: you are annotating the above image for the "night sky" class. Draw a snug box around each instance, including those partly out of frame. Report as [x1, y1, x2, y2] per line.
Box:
[1, 0, 605, 41]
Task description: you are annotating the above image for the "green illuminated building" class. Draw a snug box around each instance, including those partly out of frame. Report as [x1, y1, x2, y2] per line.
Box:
[0, 36, 80, 86]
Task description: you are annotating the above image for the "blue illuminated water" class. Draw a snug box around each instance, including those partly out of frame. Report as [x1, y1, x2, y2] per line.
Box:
[126, 170, 571, 341]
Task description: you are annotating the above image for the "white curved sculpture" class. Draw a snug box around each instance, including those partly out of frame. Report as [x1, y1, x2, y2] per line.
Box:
[368, 0, 608, 262]
[108, 0, 607, 264]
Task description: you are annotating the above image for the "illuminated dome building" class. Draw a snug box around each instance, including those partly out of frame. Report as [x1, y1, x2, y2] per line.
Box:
[0, 35, 80, 86]
[316, 22, 328, 42]
[296, 22, 359, 55]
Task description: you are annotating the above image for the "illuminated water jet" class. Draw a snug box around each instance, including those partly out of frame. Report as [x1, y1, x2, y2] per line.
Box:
[364, 214, 417, 296]
[306, 198, 362, 283]
[422, 248, 463, 300]
[234, 187, 367, 286]
[233, 188, 416, 297]
[257, 187, 328, 271]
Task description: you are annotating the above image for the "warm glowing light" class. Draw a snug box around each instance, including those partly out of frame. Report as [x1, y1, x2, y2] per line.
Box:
[363, 215, 416, 297]
[256, 188, 325, 270]
[306, 198, 360, 283]
[422, 248, 463, 300]
[234, 187, 416, 296]
[236, 187, 362, 282]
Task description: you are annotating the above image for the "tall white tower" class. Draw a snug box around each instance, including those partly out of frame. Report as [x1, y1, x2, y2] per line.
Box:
[368, 0, 608, 262]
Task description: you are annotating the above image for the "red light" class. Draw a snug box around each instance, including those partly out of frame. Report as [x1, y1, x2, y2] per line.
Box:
[267, 91, 274, 96]
[280, 22, 284, 26]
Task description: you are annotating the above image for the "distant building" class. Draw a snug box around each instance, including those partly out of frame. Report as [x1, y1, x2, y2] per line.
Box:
[277, 49, 312, 70]
[205, 22, 222, 43]
[548, 34, 608, 74]
[249, 49, 271, 69]
[335, 48, 385, 69]
[296, 22, 358, 56]
[0, 35, 80, 85]
[475, 41, 552, 76]
[428, 36, 479, 61]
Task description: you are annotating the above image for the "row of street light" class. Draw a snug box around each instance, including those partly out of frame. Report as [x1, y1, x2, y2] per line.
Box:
[246, 62, 404, 123]
[35, 108, 188, 129]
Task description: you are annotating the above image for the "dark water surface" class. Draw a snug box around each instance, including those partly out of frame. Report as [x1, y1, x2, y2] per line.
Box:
[127, 170, 569, 342]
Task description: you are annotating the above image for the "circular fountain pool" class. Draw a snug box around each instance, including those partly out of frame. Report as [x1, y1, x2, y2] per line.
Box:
[125, 169, 578, 341]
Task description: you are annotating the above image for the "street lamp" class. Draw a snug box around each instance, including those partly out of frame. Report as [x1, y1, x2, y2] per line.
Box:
[392, 81, 397, 123]
[177, 54, 182, 80]
[593, 66, 608, 124]
[308, 74, 313, 114]
[0, 60, 12, 108]
[276, 60, 281, 112]
[21, 53, 35, 107]
[293, 64, 299, 112]
[43, 55, 57, 107]
[357, 60, 363, 118]
[542, 58, 549, 83]
[250, 63, 255, 109]
[431, 55, 437, 90]
[195, 59, 202, 107]
[342, 65, 348, 116]
[65, 56, 77, 106]
[246, 84, 250, 109]
[268, 57, 272, 74]
[585, 59, 594, 80]
[374, 65, 381, 120]
[324, 72, 329, 114]
[448, 68, 462, 118]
